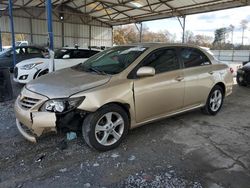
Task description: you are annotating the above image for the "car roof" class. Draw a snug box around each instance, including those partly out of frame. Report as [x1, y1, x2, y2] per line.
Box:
[15, 46, 45, 49]
[118, 42, 207, 49]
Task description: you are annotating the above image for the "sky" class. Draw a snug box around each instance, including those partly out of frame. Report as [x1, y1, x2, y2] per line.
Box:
[144, 6, 250, 45]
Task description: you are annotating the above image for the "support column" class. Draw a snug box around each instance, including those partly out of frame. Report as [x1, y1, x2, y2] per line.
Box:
[139, 22, 142, 43]
[61, 22, 64, 47]
[0, 3, 2, 52]
[89, 25, 91, 47]
[182, 16, 186, 43]
[46, 0, 54, 50]
[111, 26, 113, 46]
[29, 18, 33, 44]
[177, 16, 186, 43]
[0, 28, 2, 52]
[135, 22, 142, 43]
[46, 0, 54, 72]
[8, 0, 16, 66]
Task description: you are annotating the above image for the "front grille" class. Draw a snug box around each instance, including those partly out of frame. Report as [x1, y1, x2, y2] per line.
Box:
[19, 97, 40, 109]
[14, 67, 18, 78]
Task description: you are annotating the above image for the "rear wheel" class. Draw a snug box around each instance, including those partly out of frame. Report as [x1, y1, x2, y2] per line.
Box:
[82, 104, 129, 151]
[202, 85, 224, 115]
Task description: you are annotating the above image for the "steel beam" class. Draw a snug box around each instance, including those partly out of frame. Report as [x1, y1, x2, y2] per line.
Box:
[8, 0, 16, 66]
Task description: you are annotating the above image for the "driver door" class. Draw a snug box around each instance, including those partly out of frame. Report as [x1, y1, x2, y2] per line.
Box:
[133, 48, 185, 123]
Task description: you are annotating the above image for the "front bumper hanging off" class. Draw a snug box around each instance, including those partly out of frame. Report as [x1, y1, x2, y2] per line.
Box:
[16, 119, 37, 143]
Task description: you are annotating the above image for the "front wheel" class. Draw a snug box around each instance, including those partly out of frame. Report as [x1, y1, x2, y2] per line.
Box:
[82, 104, 129, 151]
[202, 85, 224, 115]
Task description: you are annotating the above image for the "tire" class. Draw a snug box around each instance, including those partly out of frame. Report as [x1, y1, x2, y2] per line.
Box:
[202, 85, 224, 115]
[82, 104, 129, 151]
[236, 74, 247, 86]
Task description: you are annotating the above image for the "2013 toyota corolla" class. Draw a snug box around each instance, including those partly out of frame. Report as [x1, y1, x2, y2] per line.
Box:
[14, 43, 233, 151]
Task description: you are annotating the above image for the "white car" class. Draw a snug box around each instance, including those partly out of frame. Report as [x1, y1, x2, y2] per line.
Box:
[13, 47, 101, 84]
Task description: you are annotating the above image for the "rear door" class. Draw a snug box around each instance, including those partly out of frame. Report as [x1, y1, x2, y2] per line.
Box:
[179, 47, 214, 108]
[133, 48, 185, 123]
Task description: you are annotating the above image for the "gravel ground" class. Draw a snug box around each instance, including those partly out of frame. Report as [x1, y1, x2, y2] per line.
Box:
[0, 79, 250, 188]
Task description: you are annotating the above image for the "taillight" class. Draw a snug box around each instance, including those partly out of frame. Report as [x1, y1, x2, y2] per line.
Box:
[229, 67, 234, 74]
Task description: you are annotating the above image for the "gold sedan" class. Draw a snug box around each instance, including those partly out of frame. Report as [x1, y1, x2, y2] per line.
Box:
[14, 43, 233, 151]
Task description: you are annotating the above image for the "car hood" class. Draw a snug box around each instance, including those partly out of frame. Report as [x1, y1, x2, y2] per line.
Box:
[16, 58, 49, 66]
[26, 68, 111, 98]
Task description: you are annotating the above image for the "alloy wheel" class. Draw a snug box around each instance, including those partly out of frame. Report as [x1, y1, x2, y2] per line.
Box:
[95, 112, 124, 146]
[209, 89, 222, 112]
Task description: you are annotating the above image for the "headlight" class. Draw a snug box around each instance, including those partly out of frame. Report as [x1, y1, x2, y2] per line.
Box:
[40, 97, 85, 113]
[20, 62, 43, 70]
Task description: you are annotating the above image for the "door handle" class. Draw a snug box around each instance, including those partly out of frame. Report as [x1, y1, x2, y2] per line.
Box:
[208, 71, 214, 75]
[175, 76, 184, 81]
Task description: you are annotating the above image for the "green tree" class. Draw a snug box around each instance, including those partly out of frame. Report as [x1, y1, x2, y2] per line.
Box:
[213, 28, 228, 46]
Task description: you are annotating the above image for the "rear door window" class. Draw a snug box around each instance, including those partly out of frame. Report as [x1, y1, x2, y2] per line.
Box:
[180, 48, 211, 68]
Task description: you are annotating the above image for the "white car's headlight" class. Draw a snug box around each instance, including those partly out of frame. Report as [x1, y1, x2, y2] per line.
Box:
[40, 97, 85, 113]
[20, 62, 43, 70]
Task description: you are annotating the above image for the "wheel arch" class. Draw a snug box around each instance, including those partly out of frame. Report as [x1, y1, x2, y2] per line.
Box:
[214, 82, 226, 96]
[100, 102, 131, 128]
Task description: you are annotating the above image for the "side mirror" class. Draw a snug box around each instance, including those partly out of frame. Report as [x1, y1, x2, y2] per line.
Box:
[62, 54, 70, 59]
[136, 66, 155, 77]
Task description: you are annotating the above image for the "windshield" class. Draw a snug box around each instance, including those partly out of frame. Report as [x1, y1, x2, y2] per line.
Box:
[73, 46, 147, 75]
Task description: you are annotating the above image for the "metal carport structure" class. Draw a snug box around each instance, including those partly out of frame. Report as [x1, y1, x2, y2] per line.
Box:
[0, 0, 250, 64]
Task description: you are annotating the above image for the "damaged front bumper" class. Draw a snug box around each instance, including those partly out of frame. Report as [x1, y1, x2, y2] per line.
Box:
[14, 89, 57, 142]
[14, 88, 84, 142]
[16, 119, 37, 143]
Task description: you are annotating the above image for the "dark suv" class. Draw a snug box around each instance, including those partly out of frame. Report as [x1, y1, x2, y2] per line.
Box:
[236, 61, 250, 86]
